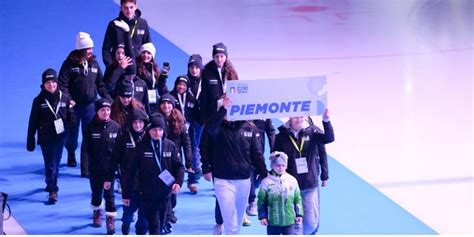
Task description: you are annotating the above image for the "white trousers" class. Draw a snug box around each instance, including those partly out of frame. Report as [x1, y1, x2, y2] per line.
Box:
[214, 177, 251, 235]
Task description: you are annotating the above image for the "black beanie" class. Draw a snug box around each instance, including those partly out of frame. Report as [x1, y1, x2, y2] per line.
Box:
[159, 93, 176, 107]
[174, 75, 189, 87]
[149, 112, 165, 129]
[117, 79, 134, 97]
[42, 68, 58, 84]
[188, 54, 203, 69]
[131, 108, 148, 122]
[124, 64, 137, 76]
[212, 42, 228, 57]
[95, 98, 112, 112]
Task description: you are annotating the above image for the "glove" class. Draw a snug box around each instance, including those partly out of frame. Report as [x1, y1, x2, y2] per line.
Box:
[27, 136, 35, 151]
[114, 20, 130, 32]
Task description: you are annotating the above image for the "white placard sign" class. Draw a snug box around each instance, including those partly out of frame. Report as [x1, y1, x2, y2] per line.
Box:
[226, 76, 327, 120]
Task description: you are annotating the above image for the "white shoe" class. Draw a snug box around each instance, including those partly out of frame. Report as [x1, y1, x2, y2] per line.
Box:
[213, 224, 223, 235]
[246, 201, 257, 216]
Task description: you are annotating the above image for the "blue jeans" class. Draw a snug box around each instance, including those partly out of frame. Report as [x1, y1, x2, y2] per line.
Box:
[187, 121, 203, 184]
[295, 187, 320, 235]
[268, 225, 295, 235]
[122, 190, 147, 234]
[40, 138, 66, 192]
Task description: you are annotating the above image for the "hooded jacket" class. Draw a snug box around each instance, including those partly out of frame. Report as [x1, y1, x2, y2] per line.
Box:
[83, 116, 122, 179]
[27, 89, 76, 150]
[200, 107, 267, 180]
[102, 9, 151, 67]
[257, 171, 303, 226]
[58, 53, 111, 105]
[122, 133, 184, 201]
[273, 120, 334, 190]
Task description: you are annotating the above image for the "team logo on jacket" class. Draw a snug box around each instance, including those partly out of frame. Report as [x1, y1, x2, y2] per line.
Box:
[71, 67, 80, 73]
[144, 152, 154, 158]
[163, 152, 171, 157]
[242, 131, 253, 137]
[209, 79, 218, 85]
[304, 135, 310, 141]
[92, 133, 101, 139]
[126, 142, 135, 148]
[91, 67, 98, 73]
[187, 102, 195, 108]
[109, 133, 117, 139]
[59, 102, 67, 107]
[137, 29, 145, 35]
[40, 103, 48, 109]
[136, 86, 144, 92]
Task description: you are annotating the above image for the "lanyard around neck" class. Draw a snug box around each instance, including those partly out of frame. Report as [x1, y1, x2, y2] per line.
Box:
[44, 91, 62, 119]
[177, 93, 187, 115]
[130, 19, 138, 38]
[150, 139, 162, 171]
[288, 135, 305, 157]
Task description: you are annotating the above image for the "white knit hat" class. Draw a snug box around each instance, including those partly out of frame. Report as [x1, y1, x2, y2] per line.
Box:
[269, 151, 288, 167]
[140, 42, 156, 59]
[75, 32, 94, 50]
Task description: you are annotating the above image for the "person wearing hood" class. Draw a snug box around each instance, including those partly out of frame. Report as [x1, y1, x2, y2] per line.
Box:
[112, 108, 148, 235]
[257, 151, 303, 235]
[273, 110, 335, 235]
[27, 68, 76, 204]
[58, 32, 112, 176]
[83, 98, 121, 234]
[136, 42, 170, 112]
[102, 0, 151, 68]
[156, 94, 192, 232]
[200, 95, 267, 235]
[121, 113, 184, 235]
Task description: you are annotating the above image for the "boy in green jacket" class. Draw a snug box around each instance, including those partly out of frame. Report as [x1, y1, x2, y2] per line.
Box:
[257, 151, 303, 235]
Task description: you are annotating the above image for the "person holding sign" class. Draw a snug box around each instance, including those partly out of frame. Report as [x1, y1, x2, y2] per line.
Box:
[199, 42, 239, 124]
[121, 113, 184, 235]
[27, 68, 76, 204]
[273, 110, 335, 235]
[200, 95, 267, 235]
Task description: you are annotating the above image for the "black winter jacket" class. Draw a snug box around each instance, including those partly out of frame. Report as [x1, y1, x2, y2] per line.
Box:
[273, 121, 334, 189]
[162, 114, 193, 169]
[122, 135, 184, 200]
[27, 89, 76, 150]
[83, 117, 121, 179]
[58, 53, 111, 105]
[170, 90, 200, 124]
[199, 61, 226, 124]
[102, 9, 151, 67]
[253, 119, 276, 153]
[116, 77, 150, 114]
[200, 107, 267, 180]
[112, 130, 146, 191]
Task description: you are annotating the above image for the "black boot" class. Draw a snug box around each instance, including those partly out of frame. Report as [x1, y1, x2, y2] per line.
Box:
[106, 215, 116, 235]
[92, 209, 102, 227]
[67, 151, 77, 167]
[121, 223, 130, 235]
[47, 192, 58, 204]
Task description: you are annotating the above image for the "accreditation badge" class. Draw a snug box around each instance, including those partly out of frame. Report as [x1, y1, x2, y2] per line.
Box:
[295, 157, 309, 174]
[54, 119, 65, 134]
[148, 89, 157, 104]
[159, 169, 175, 186]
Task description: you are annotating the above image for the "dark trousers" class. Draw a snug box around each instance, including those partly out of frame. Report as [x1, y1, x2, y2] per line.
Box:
[122, 190, 147, 234]
[141, 196, 169, 235]
[248, 168, 262, 203]
[89, 174, 116, 213]
[267, 225, 295, 235]
[188, 121, 203, 184]
[65, 102, 95, 171]
[215, 198, 223, 225]
[40, 138, 66, 192]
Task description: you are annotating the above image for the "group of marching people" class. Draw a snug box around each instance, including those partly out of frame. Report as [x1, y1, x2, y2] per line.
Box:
[26, 0, 335, 235]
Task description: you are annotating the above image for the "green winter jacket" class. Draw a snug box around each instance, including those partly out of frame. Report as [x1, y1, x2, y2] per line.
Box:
[257, 171, 303, 226]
